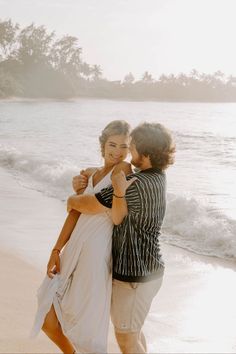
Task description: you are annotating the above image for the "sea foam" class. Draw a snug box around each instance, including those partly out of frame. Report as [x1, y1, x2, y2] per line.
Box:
[0, 144, 80, 199]
[1, 144, 236, 260]
[163, 193, 236, 260]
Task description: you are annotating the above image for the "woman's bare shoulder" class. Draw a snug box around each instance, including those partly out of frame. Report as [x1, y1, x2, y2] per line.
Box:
[81, 167, 97, 178]
[113, 161, 133, 176]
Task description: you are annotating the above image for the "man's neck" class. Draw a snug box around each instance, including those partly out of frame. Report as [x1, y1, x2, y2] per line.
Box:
[140, 157, 152, 171]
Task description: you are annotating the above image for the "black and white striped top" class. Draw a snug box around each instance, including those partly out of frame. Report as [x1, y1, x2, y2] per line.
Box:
[95, 167, 166, 282]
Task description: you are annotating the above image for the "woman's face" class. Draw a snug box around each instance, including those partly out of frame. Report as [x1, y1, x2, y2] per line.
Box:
[103, 134, 129, 165]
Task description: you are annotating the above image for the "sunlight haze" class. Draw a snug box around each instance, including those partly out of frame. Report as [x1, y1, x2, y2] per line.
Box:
[1, 0, 236, 80]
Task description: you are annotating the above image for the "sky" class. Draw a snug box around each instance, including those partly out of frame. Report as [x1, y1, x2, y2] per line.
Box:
[1, 0, 236, 80]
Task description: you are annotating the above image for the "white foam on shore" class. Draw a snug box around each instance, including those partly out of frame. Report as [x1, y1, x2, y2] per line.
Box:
[0, 144, 80, 200]
[1, 144, 236, 261]
[163, 193, 236, 260]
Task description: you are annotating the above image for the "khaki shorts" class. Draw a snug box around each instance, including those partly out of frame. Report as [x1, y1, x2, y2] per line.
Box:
[111, 276, 163, 333]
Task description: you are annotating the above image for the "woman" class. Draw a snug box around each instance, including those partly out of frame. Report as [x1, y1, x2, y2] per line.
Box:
[30, 120, 132, 353]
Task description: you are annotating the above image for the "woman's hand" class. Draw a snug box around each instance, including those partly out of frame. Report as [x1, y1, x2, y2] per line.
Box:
[47, 251, 60, 279]
[72, 170, 88, 194]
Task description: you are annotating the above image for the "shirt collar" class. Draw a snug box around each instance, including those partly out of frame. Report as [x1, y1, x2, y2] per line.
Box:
[140, 167, 163, 174]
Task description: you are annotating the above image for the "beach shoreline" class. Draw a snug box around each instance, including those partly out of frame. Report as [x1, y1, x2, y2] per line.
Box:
[1, 166, 236, 353]
[0, 250, 58, 353]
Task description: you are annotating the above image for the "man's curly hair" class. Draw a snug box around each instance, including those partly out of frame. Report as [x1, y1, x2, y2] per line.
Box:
[130, 122, 175, 170]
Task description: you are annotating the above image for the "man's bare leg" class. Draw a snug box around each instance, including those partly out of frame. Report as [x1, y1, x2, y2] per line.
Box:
[115, 331, 146, 354]
[42, 305, 75, 354]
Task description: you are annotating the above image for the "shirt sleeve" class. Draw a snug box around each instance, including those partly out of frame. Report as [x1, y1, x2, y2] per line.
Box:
[125, 180, 141, 213]
[95, 173, 139, 209]
[95, 184, 114, 208]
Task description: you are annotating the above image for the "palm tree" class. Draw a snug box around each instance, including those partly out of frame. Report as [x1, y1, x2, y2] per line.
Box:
[80, 62, 91, 79]
[227, 75, 236, 87]
[91, 64, 102, 80]
[0, 19, 19, 61]
[17, 23, 55, 67]
[123, 72, 135, 84]
[142, 71, 154, 83]
[50, 35, 82, 77]
[159, 74, 168, 84]
[190, 69, 200, 80]
[177, 72, 189, 87]
[213, 70, 225, 84]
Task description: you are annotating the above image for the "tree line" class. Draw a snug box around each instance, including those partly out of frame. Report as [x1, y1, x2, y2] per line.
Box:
[1, 19, 236, 101]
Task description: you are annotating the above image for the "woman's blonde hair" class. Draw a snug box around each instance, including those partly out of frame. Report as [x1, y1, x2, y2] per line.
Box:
[99, 120, 130, 157]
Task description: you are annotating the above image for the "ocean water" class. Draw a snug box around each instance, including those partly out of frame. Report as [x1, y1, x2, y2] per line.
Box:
[1, 98, 236, 260]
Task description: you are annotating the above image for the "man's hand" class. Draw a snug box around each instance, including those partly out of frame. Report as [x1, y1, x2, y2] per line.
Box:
[47, 251, 60, 279]
[72, 170, 88, 193]
[112, 171, 137, 196]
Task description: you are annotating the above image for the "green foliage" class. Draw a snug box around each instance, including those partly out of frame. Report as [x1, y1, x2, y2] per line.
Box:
[17, 23, 54, 67]
[123, 72, 135, 85]
[0, 19, 86, 97]
[0, 19, 19, 61]
[0, 19, 236, 101]
[0, 68, 22, 97]
[50, 35, 81, 76]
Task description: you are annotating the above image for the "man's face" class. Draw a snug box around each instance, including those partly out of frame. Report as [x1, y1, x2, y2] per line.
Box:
[129, 141, 143, 168]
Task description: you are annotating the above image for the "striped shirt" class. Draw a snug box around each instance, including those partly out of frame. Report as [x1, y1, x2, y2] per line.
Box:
[95, 167, 166, 282]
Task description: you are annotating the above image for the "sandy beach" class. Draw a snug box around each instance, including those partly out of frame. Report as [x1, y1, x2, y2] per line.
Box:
[1, 166, 236, 353]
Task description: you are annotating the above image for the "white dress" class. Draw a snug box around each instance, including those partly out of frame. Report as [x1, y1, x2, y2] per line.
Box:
[30, 170, 114, 353]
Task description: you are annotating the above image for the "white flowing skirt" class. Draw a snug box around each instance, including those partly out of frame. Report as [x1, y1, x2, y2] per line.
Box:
[30, 211, 113, 353]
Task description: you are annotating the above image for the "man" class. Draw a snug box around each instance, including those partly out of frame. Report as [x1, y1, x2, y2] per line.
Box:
[68, 122, 175, 353]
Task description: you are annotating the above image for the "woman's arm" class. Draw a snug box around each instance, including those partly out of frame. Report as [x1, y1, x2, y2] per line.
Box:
[47, 209, 80, 277]
[47, 168, 95, 278]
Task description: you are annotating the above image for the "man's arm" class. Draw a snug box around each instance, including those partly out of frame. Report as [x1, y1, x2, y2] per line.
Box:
[67, 194, 108, 214]
[68, 163, 134, 217]
[111, 171, 137, 225]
